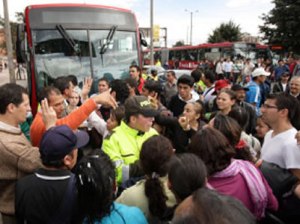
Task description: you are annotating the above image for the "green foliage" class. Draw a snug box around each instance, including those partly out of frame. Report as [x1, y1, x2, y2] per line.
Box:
[173, 40, 185, 47]
[259, 0, 300, 53]
[0, 12, 24, 54]
[15, 12, 24, 23]
[208, 20, 242, 43]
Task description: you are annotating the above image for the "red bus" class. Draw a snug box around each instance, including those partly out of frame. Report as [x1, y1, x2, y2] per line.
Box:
[143, 42, 272, 70]
[16, 4, 144, 115]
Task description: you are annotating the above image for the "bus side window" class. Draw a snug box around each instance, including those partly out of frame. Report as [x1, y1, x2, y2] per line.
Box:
[169, 51, 174, 60]
[175, 50, 181, 61]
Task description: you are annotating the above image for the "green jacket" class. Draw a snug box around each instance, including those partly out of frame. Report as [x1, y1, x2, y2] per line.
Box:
[102, 121, 158, 185]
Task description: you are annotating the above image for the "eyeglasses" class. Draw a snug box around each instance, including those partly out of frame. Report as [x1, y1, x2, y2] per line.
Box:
[261, 103, 278, 109]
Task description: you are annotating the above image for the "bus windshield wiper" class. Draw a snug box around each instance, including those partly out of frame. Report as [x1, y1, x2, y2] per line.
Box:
[99, 25, 117, 66]
[56, 24, 81, 55]
[99, 25, 117, 55]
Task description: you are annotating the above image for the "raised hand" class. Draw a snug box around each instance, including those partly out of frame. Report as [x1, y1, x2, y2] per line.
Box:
[92, 88, 118, 109]
[178, 116, 190, 131]
[41, 98, 57, 130]
[81, 77, 93, 101]
[148, 92, 159, 110]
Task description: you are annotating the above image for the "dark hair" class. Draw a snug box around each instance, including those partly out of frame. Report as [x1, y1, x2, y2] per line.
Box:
[195, 99, 206, 122]
[191, 69, 203, 83]
[267, 93, 300, 129]
[218, 89, 236, 100]
[130, 65, 141, 78]
[130, 64, 141, 72]
[177, 75, 194, 87]
[53, 76, 72, 94]
[110, 79, 130, 105]
[140, 135, 174, 219]
[76, 152, 115, 223]
[167, 70, 176, 78]
[67, 74, 78, 86]
[168, 153, 207, 201]
[188, 127, 235, 175]
[213, 113, 241, 146]
[204, 70, 215, 84]
[228, 106, 249, 130]
[110, 106, 125, 125]
[151, 69, 158, 76]
[38, 86, 61, 104]
[125, 77, 138, 89]
[98, 77, 110, 86]
[213, 113, 254, 162]
[172, 188, 256, 224]
[143, 80, 163, 95]
[103, 73, 114, 82]
[41, 151, 73, 168]
[0, 83, 27, 114]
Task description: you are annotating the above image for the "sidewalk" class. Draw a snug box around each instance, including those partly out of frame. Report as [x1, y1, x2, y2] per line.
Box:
[0, 68, 27, 88]
[0, 68, 10, 86]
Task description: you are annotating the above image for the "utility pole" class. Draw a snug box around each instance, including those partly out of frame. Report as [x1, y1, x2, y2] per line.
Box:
[185, 9, 198, 46]
[3, 0, 15, 83]
[150, 0, 154, 65]
[190, 12, 192, 45]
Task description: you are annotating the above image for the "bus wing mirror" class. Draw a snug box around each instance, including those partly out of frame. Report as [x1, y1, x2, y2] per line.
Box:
[139, 30, 148, 47]
[16, 24, 26, 63]
[141, 39, 148, 47]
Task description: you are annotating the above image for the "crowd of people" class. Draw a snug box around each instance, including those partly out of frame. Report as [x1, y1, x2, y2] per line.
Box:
[1, 54, 300, 224]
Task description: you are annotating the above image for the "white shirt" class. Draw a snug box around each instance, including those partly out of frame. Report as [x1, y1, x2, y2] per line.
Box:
[223, 61, 233, 73]
[261, 128, 300, 169]
[202, 85, 215, 103]
[215, 62, 223, 74]
[282, 83, 287, 92]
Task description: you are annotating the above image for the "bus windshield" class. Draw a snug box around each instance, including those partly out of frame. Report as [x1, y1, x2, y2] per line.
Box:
[33, 28, 137, 91]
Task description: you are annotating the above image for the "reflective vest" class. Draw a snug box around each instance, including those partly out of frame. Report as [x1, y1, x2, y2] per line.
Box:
[102, 121, 158, 185]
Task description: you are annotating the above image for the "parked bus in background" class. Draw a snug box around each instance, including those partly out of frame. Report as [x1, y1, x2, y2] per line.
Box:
[269, 44, 292, 64]
[16, 4, 146, 115]
[143, 42, 272, 70]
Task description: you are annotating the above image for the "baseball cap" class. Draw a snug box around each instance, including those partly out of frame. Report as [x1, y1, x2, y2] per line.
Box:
[252, 68, 270, 78]
[231, 84, 249, 91]
[213, 79, 231, 94]
[125, 95, 158, 117]
[40, 125, 89, 162]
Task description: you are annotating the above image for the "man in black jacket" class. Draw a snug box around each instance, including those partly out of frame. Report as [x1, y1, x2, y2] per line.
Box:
[168, 75, 199, 117]
[231, 84, 257, 135]
[16, 125, 89, 224]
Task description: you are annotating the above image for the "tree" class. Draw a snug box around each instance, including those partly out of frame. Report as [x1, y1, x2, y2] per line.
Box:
[259, 0, 300, 54]
[0, 12, 24, 54]
[173, 40, 185, 47]
[208, 20, 242, 43]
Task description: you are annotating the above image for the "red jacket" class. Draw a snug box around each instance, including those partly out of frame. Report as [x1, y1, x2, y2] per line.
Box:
[137, 77, 145, 94]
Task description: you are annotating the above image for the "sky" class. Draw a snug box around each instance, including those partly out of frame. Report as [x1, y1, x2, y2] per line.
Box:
[1, 0, 274, 47]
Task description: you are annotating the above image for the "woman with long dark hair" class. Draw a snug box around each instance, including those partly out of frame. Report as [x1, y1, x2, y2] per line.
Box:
[155, 100, 206, 153]
[168, 153, 207, 202]
[116, 135, 176, 222]
[75, 152, 147, 224]
[188, 127, 278, 220]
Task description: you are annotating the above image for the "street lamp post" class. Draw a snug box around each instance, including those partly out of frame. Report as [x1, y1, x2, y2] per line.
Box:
[150, 0, 154, 65]
[185, 9, 198, 46]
